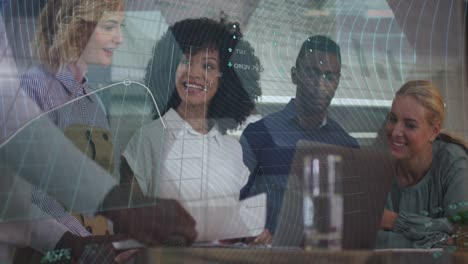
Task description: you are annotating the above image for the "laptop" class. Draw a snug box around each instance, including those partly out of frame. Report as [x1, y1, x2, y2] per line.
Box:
[272, 140, 394, 249]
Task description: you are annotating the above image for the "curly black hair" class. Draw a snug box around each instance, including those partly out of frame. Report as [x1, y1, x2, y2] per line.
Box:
[229, 38, 263, 103]
[145, 17, 261, 134]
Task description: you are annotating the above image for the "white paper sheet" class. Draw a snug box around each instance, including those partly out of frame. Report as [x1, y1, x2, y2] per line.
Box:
[373, 248, 443, 252]
[183, 194, 266, 242]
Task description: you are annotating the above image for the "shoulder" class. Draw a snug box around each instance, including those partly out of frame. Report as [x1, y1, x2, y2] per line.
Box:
[241, 117, 271, 147]
[131, 118, 166, 141]
[219, 133, 242, 149]
[240, 118, 278, 152]
[124, 117, 167, 164]
[431, 140, 467, 188]
[243, 117, 266, 134]
[243, 108, 287, 133]
[20, 65, 55, 87]
[433, 140, 467, 165]
[20, 66, 58, 107]
[263, 107, 290, 123]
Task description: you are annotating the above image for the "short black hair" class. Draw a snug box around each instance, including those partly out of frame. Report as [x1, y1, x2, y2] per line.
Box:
[295, 35, 341, 67]
[145, 17, 257, 134]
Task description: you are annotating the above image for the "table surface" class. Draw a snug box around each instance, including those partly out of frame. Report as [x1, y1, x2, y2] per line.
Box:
[134, 247, 468, 264]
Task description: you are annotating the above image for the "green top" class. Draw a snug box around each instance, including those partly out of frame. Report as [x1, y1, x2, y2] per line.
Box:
[376, 140, 468, 249]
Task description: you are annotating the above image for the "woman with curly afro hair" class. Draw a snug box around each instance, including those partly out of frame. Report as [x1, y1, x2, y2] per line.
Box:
[123, 18, 263, 225]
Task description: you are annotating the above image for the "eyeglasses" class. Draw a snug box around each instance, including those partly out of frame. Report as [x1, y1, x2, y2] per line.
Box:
[298, 66, 341, 84]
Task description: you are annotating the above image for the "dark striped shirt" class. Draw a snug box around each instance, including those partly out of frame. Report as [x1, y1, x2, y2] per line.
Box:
[21, 65, 110, 237]
[20, 65, 109, 130]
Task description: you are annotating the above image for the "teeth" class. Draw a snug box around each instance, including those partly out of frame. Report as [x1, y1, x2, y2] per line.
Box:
[185, 83, 205, 90]
[393, 142, 405, 147]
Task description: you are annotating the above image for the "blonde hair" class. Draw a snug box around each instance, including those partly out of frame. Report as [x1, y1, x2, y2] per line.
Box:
[34, 0, 123, 71]
[396, 80, 467, 150]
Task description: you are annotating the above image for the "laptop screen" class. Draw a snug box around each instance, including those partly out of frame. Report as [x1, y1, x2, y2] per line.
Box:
[273, 140, 394, 249]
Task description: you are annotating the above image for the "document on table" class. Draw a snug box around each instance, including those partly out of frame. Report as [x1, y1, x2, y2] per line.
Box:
[112, 194, 266, 250]
[373, 248, 443, 252]
[182, 193, 266, 242]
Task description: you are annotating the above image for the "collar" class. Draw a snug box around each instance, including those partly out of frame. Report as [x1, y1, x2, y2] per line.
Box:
[319, 115, 328, 127]
[163, 109, 223, 147]
[55, 65, 93, 102]
[297, 115, 327, 128]
[286, 98, 328, 128]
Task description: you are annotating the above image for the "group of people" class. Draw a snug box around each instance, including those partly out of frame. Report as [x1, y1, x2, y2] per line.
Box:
[1, 0, 467, 262]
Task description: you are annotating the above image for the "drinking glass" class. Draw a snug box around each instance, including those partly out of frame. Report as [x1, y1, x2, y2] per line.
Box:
[303, 154, 343, 250]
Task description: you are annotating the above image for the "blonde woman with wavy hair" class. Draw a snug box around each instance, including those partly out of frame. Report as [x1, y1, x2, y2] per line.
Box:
[22, 0, 125, 127]
[395, 80, 467, 149]
[34, 0, 124, 72]
[377, 80, 468, 249]
[18, 0, 127, 261]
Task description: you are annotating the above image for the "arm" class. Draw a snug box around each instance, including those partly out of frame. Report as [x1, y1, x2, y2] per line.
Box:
[240, 131, 259, 174]
[1, 92, 195, 248]
[121, 123, 164, 197]
[0, 14, 190, 256]
[29, 215, 68, 253]
[378, 148, 467, 248]
[378, 210, 453, 248]
[119, 156, 145, 204]
[111, 126, 197, 245]
[1, 115, 118, 216]
[240, 123, 285, 236]
[98, 158, 197, 246]
[441, 153, 468, 215]
[239, 128, 263, 200]
[240, 126, 275, 243]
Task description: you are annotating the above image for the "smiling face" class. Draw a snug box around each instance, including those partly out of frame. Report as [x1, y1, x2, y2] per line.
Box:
[386, 95, 440, 160]
[80, 11, 125, 67]
[175, 48, 221, 109]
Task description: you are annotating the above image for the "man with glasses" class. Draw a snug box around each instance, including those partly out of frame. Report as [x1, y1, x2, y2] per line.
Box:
[240, 35, 359, 244]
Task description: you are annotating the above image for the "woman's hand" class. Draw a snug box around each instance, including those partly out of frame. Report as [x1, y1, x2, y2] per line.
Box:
[99, 185, 197, 246]
[250, 229, 273, 245]
[380, 209, 398, 230]
[114, 249, 140, 263]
